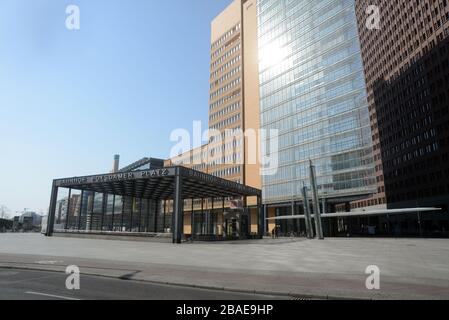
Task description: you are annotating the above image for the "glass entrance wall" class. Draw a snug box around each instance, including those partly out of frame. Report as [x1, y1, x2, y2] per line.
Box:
[67, 189, 81, 230]
[51, 188, 170, 234]
[54, 188, 70, 231]
[102, 194, 114, 231]
[112, 195, 123, 231]
[90, 192, 104, 231]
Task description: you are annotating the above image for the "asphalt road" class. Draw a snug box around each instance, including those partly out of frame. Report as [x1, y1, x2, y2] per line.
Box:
[0, 268, 285, 300]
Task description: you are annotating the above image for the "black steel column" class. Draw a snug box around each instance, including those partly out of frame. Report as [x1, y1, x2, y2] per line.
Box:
[77, 190, 84, 231]
[100, 193, 107, 231]
[147, 199, 153, 232]
[65, 188, 72, 230]
[46, 183, 59, 237]
[210, 198, 214, 235]
[191, 199, 194, 239]
[246, 196, 251, 236]
[130, 198, 134, 232]
[121, 197, 125, 232]
[263, 204, 268, 234]
[201, 198, 204, 235]
[89, 193, 95, 231]
[111, 195, 116, 231]
[138, 198, 143, 232]
[163, 200, 167, 232]
[173, 169, 183, 244]
[154, 200, 160, 233]
[258, 195, 264, 237]
[222, 197, 225, 237]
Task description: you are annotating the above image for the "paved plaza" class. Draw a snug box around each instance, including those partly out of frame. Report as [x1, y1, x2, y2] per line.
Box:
[1, 233, 448, 299]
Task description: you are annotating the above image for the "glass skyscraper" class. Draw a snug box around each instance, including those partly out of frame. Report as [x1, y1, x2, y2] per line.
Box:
[257, 0, 376, 204]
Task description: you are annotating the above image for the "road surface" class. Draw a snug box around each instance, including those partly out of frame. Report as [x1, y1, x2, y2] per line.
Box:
[0, 268, 285, 300]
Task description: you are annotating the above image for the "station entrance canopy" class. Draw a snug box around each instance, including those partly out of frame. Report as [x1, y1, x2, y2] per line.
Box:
[46, 166, 262, 243]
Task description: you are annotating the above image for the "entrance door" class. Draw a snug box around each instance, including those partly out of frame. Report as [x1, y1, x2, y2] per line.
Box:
[227, 219, 238, 237]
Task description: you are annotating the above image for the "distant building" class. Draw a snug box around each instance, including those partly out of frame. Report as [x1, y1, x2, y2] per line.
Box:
[13, 211, 43, 231]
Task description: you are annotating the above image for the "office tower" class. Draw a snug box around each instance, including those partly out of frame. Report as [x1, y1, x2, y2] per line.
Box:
[256, 0, 376, 213]
[355, 0, 449, 210]
[168, 0, 262, 236]
[171, 0, 261, 189]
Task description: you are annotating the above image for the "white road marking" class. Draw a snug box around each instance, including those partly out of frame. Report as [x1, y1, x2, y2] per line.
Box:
[35, 260, 64, 265]
[25, 291, 81, 300]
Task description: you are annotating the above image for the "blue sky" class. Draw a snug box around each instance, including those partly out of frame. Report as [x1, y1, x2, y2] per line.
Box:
[0, 0, 231, 214]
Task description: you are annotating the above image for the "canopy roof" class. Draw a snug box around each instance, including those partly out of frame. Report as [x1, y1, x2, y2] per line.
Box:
[54, 166, 261, 200]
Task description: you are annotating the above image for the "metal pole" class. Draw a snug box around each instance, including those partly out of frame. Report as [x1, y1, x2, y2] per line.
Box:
[302, 185, 313, 239]
[309, 160, 324, 239]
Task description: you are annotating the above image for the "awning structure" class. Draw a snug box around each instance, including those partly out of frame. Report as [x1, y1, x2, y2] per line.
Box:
[266, 207, 442, 221]
[46, 166, 262, 243]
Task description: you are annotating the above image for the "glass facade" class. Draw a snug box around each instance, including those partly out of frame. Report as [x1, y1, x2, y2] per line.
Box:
[257, 0, 376, 203]
[53, 189, 166, 234]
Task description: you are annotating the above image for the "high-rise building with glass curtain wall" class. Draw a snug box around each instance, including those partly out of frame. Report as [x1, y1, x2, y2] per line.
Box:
[257, 0, 377, 207]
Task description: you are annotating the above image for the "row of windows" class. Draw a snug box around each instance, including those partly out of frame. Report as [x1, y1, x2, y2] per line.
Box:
[262, 154, 374, 184]
[208, 152, 243, 167]
[260, 73, 365, 114]
[211, 166, 242, 178]
[210, 66, 241, 89]
[211, 32, 240, 60]
[208, 139, 242, 157]
[210, 55, 241, 80]
[210, 113, 241, 130]
[259, 24, 358, 84]
[210, 43, 241, 69]
[211, 23, 241, 50]
[209, 89, 241, 111]
[209, 126, 242, 143]
[210, 77, 241, 100]
[209, 101, 240, 121]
